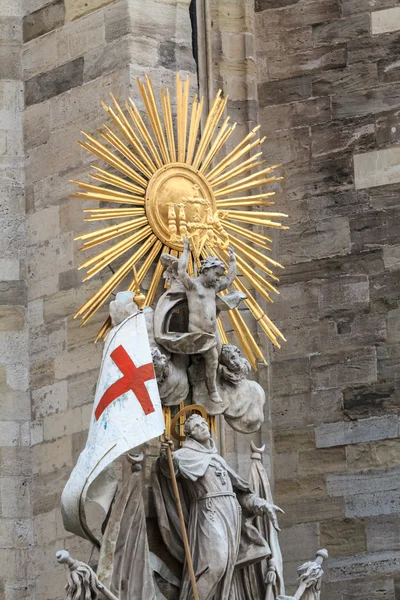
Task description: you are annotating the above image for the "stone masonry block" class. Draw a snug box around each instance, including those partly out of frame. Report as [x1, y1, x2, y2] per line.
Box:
[24, 101, 50, 150]
[327, 468, 400, 497]
[279, 496, 344, 527]
[22, 32, 58, 80]
[31, 380, 68, 419]
[372, 7, 400, 35]
[43, 406, 83, 440]
[366, 515, 400, 552]
[343, 381, 400, 420]
[320, 518, 367, 557]
[318, 275, 369, 316]
[56, 8, 105, 63]
[54, 343, 102, 380]
[273, 452, 298, 480]
[0, 447, 31, 477]
[279, 217, 351, 266]
[279, 522, 319, 563]
[346, 489, 400, 518]
[31, 435, 73, 475]
[23, 0, 65, 43]
[271, 357, 311, 397]
[333, 83, 400, 119]
[316, 415, 399, 448]
[0, 307, 24, 331]
[298, 446, 346, 475]
[25, 57, 84, 106]
[328, 550, 400, 582]
[0, 477, 31, 518]
[354, 146, 400, 190]
[0, 422, 20, 447]
[346, 438, 400, 472]
[0, 258, 20, 280]
[311, 347, 377, 390]
[65, 0, 114, 21]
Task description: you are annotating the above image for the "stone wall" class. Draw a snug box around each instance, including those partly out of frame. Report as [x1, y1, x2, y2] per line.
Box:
[255, 0, 400, 596]
[21, 1, 195, 598]
[0, 1, 33, 599]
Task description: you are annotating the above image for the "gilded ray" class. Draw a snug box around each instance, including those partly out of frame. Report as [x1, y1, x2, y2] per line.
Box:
[72, 73, 288, 351]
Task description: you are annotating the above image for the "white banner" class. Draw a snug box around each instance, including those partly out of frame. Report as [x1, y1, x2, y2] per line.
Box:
[61, 312, 165, 543]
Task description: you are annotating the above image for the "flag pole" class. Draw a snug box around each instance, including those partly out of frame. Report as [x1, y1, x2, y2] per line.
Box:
[164, 436, 200, 600]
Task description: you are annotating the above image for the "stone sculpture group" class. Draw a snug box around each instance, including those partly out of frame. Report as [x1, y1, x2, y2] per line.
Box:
[58, 241, 328, 600]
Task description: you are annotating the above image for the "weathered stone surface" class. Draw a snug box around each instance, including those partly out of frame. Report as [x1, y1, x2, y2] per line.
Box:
[333, 82, 400, 121]
[371, 6, 400, 35]
[64, 0, 114, 21]
[313, 13, 370, 44]
[0, 42, 22, 79]
[311, 347, 377, 390]
[273, 452, 298, 480]
[320, 518, 367, 557]
[350, 209, 400, 251]
[259, 76, 312, 107]
[355, 146, 400, 190]
[316, 415, 399, 448]
[313, 63, 378, 97]
[312, 116, 375, 158]
[25, 57, 84, 106]
[279, 216, 351, 266]
[0, 306, 24, 331]
[279, 523, 319, 562]
[268, 45, 347, 81]
[366, 515, 400, 553]
[329, 551, 400, 582]
[388, 307, 400, 343]
[272, 388, 343, 429]
[271, 357, 311, 396]
[344, 381, 400, 419]
[31, 380, 68, 419]
[346, 489, 400, 518]
[274, 428, 315, 453]
[327, 468, 400, 497]
[24, 100, 50, 149]
[342, 0, 397, 15]
[318, 275, 369, 316]
[255, 0, 300, 9]
[280, 249, 383, 285]
[279, 495, 344, 527]
[346, 438, 400, 471]
[298, 446, 346, 475]
[23, 0, 65, 43]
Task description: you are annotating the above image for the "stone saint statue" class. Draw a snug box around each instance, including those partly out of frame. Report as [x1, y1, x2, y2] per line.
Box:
[152, 415, 283, 600]
[177, 236, 236, 404]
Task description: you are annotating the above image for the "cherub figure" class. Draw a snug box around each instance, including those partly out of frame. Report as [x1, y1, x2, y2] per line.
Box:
[177, 236, 236, 404]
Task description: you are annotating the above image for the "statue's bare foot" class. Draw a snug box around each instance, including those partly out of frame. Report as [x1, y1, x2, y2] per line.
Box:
[210, 391, 223, 404]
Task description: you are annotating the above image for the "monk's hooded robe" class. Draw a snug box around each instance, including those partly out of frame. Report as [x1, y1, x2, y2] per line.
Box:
[152, 437, 271, 600]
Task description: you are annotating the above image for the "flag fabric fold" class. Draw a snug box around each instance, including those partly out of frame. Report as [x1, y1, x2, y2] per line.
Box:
[61, 312, 165, 544]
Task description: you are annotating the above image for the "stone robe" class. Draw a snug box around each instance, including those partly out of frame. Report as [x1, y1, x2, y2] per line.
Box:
[152, 438, 270, 600]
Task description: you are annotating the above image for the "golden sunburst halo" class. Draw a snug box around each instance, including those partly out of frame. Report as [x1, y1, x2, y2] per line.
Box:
[72, 73, 288, 368]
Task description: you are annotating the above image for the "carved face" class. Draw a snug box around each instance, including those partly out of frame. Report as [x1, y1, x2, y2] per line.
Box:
[186, 416, 210, 442]
[151, 348, 170, 382]
[220, 345, 243, 372]
[201, 265, 225, 288]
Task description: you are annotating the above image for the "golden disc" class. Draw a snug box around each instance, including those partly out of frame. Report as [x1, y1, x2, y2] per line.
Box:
[145, 163, 216, 252]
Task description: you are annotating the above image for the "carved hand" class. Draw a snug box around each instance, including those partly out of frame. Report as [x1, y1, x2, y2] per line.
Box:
[160, 439, 174, 456]
[256, 500, 284, 532]
[228, 246, 235, 262]
[183, 236, 191, 252]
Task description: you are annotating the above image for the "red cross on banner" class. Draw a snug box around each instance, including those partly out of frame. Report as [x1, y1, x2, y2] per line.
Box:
[95, 344, 156, 420]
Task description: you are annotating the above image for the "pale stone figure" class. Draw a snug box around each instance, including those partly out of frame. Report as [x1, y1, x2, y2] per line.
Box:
[152, 415, 283, 600]
[151, 347, 189, 406]
[277, 549, 328, 600]
[177, 236, 236, 404]
[219, 344, 266, 434]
